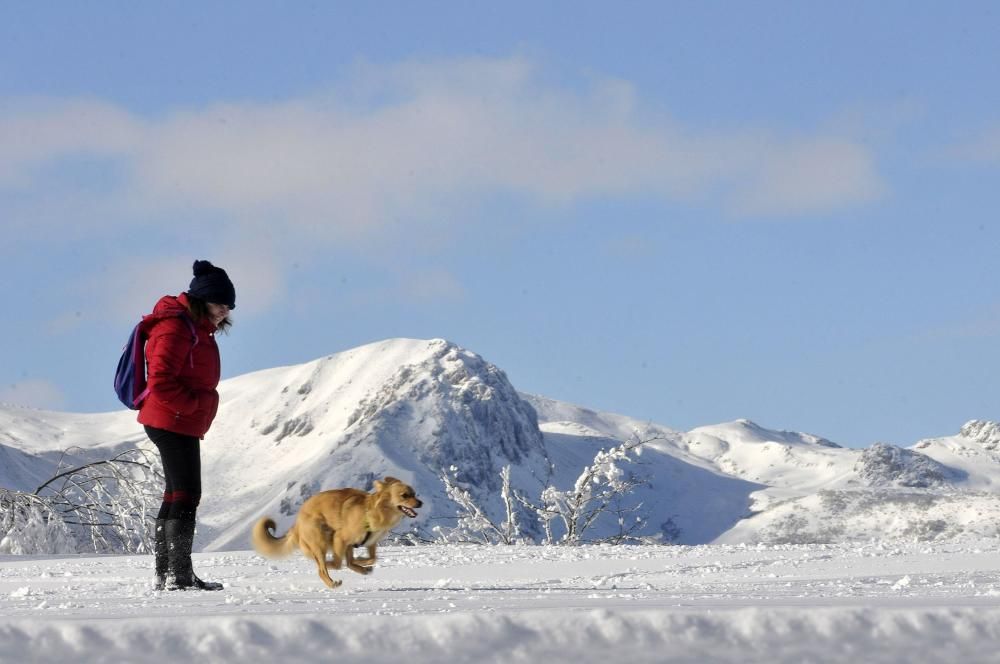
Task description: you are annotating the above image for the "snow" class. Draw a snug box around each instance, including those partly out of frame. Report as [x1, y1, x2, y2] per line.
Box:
[4, 540, 1000, 662]
[4, 337, 1000, 659]
[4, 338, 1000, 550]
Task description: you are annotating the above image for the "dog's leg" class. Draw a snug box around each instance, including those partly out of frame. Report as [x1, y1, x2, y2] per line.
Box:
[316, 554, 342, 588]
[300, 525, 341, 589]
[305, 542, 341, 588]
[344, 542, 372, 576]
[354, 544, 378, 567]
[323, 528, 343, 569]
[329, 533, 364, 572]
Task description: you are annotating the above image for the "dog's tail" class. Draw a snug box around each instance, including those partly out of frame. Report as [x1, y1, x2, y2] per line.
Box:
[251, 517, 298, 559]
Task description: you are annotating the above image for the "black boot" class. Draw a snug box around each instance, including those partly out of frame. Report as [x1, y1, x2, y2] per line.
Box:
[153, 518, 168, 590]
[164, 518, 223, 591]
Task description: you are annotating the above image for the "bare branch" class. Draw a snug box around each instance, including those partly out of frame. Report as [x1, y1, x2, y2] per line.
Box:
[0, 446, 163, 554]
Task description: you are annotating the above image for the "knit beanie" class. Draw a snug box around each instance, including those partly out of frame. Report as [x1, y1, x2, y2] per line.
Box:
[187, 260, 236, 309]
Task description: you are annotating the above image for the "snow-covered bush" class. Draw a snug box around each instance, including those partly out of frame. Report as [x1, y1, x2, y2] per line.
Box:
[0, 490, 77, 554]
[436, 436, 654, 545]
[0, 446, 162, 555]
[522, 437, 650, 545]
[435, 465, 523, 544]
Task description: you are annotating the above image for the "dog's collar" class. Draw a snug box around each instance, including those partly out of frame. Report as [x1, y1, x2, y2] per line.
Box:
[356, 517, 372, 547]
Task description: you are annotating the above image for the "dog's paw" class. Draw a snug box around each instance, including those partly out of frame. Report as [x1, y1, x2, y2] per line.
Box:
[324, 579, 343, 589]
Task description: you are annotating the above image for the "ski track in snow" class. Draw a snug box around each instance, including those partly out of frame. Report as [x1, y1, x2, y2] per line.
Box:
[4, 541, 1000, 663]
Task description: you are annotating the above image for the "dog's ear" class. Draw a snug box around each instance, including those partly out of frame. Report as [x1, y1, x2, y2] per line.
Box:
[382, 476, 400, 486]
[373, 480, 385, 492]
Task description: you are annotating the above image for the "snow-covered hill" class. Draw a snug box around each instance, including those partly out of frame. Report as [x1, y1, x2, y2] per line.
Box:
[2, 338, 1000, 550]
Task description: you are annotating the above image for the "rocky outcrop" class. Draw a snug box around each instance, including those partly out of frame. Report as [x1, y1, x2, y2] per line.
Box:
[855, 443, 958, 488]
[961, 420, 1000, 451]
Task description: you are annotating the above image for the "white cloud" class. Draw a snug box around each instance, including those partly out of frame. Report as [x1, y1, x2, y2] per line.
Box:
[0, 98, 142, 188]
[0, 379, 67, 410]
[733, 137, 885, 216]
[0, 56, 885, 233]
[62, 252, 285, 325]
[77, 256, 196, 324]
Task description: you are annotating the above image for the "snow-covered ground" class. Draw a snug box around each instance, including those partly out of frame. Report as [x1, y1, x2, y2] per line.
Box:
[5, 337, 1000, 661]
[4, 540, 1000, 663]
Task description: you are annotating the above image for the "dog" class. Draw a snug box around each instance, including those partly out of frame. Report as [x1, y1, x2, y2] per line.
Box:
[251, 476, 422, 589]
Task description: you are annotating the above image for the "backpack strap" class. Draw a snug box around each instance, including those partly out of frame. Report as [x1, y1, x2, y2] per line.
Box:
[179, 314, 198, 368]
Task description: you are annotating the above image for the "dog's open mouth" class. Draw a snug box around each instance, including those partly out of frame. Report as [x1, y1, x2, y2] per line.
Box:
[398, 506, 418, 518]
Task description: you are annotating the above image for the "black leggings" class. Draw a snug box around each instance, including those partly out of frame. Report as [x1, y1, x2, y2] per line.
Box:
[144, 425, 202, 522]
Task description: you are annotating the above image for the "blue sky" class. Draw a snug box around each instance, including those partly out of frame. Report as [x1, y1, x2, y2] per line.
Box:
[2, 2, 998, 447]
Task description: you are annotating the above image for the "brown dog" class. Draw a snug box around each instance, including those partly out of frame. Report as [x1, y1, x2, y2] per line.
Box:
[251, 477, 422, 588]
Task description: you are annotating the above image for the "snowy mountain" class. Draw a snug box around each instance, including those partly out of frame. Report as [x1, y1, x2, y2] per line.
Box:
[2, 337, 1000, 551]
[200, 338, 554, 549]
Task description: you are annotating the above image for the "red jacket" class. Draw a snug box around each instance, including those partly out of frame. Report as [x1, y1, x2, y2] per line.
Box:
[137, 293, 221, 438]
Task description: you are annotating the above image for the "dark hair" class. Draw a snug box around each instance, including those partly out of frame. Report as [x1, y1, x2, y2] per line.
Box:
[186, 295, 232, 333]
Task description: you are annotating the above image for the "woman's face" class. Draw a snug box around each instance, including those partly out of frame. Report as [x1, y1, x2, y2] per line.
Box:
[206, 302, 230, 328]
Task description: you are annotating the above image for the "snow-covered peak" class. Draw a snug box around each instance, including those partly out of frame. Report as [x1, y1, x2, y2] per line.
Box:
[690, 419, 841, 449]
[960, 420, 1000, 450]
[679, 419, 854, 493]
[199, 337, 550, 549]
[340, 338, 547, 482]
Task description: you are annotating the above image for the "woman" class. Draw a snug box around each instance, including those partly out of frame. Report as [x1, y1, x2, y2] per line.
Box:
[138, 259, 235, 591]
